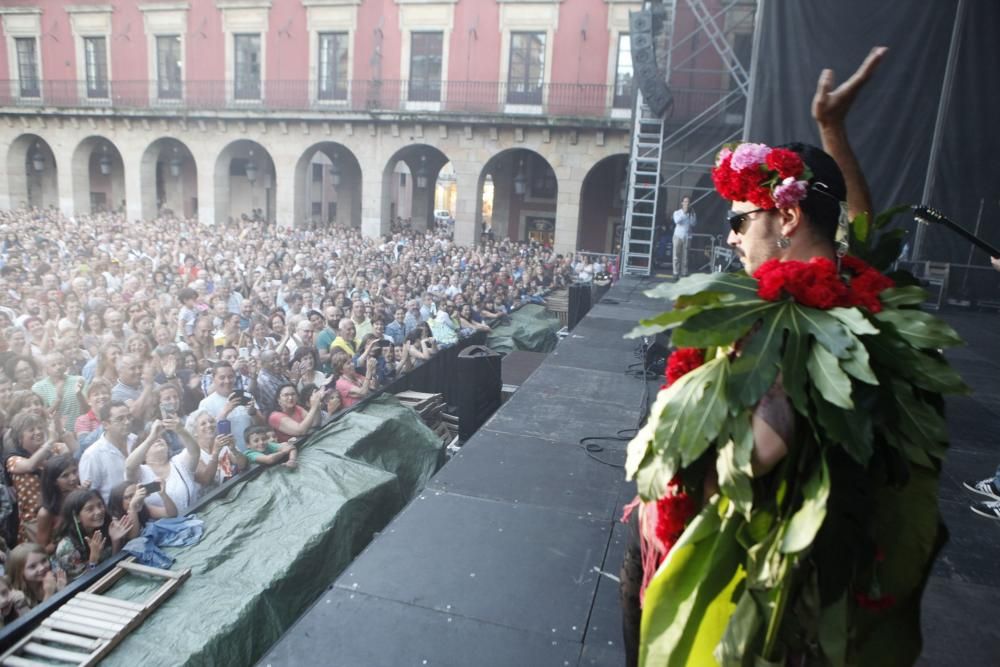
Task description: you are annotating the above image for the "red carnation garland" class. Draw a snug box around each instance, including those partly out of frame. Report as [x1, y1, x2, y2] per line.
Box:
[665, 347, 705, 387]
[711, 145, 810, 211]
[753, 255, 894, 313]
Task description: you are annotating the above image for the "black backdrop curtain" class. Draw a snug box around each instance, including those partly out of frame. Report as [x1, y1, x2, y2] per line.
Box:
[745, 0, 1000, 268]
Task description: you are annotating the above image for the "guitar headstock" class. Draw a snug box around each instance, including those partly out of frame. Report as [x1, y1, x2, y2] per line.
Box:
[912, 205, 946, 224]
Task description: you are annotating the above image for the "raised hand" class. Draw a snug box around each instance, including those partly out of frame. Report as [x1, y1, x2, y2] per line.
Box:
[108, 515, 134, 545]
[130, 486, 148, 511]
[812, 46, 887, 129]
[87, 530, 107, 561]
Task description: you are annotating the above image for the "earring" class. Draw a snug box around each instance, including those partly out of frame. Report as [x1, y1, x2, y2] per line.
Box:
[776, 235, 791, 249]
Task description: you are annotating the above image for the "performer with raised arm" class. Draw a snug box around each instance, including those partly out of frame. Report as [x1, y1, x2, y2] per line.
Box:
[620, 47, 965, 667]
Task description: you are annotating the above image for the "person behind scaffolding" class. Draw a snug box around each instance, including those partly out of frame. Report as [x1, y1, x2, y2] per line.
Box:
[671, 195, 697, 277]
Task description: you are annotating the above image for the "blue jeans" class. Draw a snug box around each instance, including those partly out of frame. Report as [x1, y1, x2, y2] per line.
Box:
[993, 465, 1000, 489]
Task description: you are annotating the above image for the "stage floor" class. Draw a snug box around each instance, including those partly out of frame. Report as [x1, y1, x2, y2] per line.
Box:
[260, 277, 1000, 666]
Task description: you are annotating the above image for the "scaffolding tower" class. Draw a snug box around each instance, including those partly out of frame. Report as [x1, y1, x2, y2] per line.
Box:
[619, 0, 758, 277]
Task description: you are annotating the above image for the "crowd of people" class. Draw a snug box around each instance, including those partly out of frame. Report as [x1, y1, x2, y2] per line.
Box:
[0, 206, 606, 622]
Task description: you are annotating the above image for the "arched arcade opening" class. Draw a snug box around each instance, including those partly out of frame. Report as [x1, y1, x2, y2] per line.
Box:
[6, 134, 58, 210]
[382, 144, 452, 232]
[477, 149, 558, 245]
[71, 136, 126, 214]
[214, 140, 276, 224]
[140, 137, 198, 220]
[294, 142, 362, 228]
[578, 154, 629, 253]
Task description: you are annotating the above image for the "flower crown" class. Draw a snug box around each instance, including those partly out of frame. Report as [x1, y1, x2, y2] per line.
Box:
[711, 143, 813, 210]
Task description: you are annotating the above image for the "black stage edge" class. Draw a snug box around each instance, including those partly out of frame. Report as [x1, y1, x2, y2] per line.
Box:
[260, 275, 663, 666]
[260, 282, 1000, 667]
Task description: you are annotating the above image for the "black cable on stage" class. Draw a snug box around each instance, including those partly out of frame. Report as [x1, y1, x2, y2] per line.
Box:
[577, 332, 660, 469]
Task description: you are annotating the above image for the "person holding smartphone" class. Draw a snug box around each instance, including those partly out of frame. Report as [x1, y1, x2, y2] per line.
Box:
[185, 410, 248, 488]
[124, 419, 196, 516]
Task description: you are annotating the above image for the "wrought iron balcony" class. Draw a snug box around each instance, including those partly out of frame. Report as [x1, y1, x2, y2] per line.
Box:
[0, 79, 637, 121]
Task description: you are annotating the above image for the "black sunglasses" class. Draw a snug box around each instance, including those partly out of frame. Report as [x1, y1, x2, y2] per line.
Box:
[727, 208, 770, 234]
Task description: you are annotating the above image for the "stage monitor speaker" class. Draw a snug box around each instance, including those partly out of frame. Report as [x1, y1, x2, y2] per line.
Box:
[455, 345, 502, 441]
[567, 283, 592, 330]
[629, 9, 673, 116]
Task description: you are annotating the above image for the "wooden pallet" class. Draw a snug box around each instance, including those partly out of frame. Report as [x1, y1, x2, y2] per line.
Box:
[1, 558, 190, 667]
[395, 391, 459, 443]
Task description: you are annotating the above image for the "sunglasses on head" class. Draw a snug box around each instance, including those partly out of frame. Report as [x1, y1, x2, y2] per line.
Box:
[727, 208, 771, 234]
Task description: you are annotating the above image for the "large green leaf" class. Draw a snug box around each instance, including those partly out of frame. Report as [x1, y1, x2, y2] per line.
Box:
[653, 356, 732, 468]
[645, 271, 759, 302]
[827, 307, 879, 336]
[781, 456, 830, 554]
[878, 285, 928, 308]
[890, 379, 949, 461]
[717, 415, 755, 519]
[627, 307, 701, 338]
[640, 502, 746, 667]
[716, 589, 763, 666]
[872, 203, 911, 231]
[672, 301, 780, 348]
[634, 446, 683, 504]
[807, 343, 854, 409]
[625, 418, 657, 480]
[810, 385, 874, 464]
[780, 323, 810, 416]
[865, 331, 969, 395]
[839, 334, 879, 386]
[629, 357, 731, 499]
[818, 593, 848, 666]
[728, 303, 788, 408]
[851, 211, 871, 244]
[795, 307, 854, 359]
[874, 309, 964, 349]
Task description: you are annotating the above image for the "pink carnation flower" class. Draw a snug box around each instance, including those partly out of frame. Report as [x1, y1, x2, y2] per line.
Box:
[730, 143, 771, 171]
[715, 147, 733, 166]
[773, 177, 809, 208]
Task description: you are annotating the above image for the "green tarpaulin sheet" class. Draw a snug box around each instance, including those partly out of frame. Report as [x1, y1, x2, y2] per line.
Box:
[486, 304, 561, 354]
[100, 396, 443, 667]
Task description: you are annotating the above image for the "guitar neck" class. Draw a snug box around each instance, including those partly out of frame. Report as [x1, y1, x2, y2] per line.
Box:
[914, 206, 1000, 258]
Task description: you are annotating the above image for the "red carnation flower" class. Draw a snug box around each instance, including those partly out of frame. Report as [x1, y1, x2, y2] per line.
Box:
[765, 148, 805, 179]
[653, 478, 696, 549]
[665, 347, 705, 386]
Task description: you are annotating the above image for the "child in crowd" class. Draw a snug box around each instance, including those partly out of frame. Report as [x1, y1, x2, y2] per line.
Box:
[244, 425, 297, 468]
[0, 574, 30, 626]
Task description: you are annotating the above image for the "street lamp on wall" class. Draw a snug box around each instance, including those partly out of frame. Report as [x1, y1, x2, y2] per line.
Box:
[98, 145, 112, 176]
[513, 159, 527, 196]
[31, 143, 45, 172]
[330, 152, 341, 186]
[169, 147, 182, 177]
[245, 150, 258, 184]
[415, 155, 428, 190]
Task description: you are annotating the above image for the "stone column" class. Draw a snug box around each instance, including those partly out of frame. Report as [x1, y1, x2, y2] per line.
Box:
[363, 171, 389, 239]
[123, 146, 143, 222]
[58, 141, 80, 217]
[410, 174, 434, 231]
[452, 159, 480, 248]
[553, 166, 583, 256]
[273, 155, 296, 228]
[196, 152, 216, 226]
[491, 156, 512, 239]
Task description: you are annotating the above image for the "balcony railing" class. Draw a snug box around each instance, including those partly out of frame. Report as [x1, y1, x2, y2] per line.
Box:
[0, 79, 637, 120]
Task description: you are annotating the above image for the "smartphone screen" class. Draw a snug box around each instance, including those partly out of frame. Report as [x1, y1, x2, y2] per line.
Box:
[217, 419, 231, 435]
[140, 481, 162, 495]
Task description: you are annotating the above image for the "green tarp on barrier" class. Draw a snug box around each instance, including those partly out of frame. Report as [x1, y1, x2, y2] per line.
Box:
[486, 304, 561, 354]
[101, 396, 443, 667]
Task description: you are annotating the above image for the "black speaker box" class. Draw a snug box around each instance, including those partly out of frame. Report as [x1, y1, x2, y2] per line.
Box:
[629, 9, 673, 115]
[567, 283, 592, 330]
[455, 345, 502, 441]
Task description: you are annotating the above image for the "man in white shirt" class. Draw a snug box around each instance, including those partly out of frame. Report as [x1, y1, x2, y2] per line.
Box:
[79, 401, 132, 504]
[198, 362, 259, 452]
[672, 195, 697, 277]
